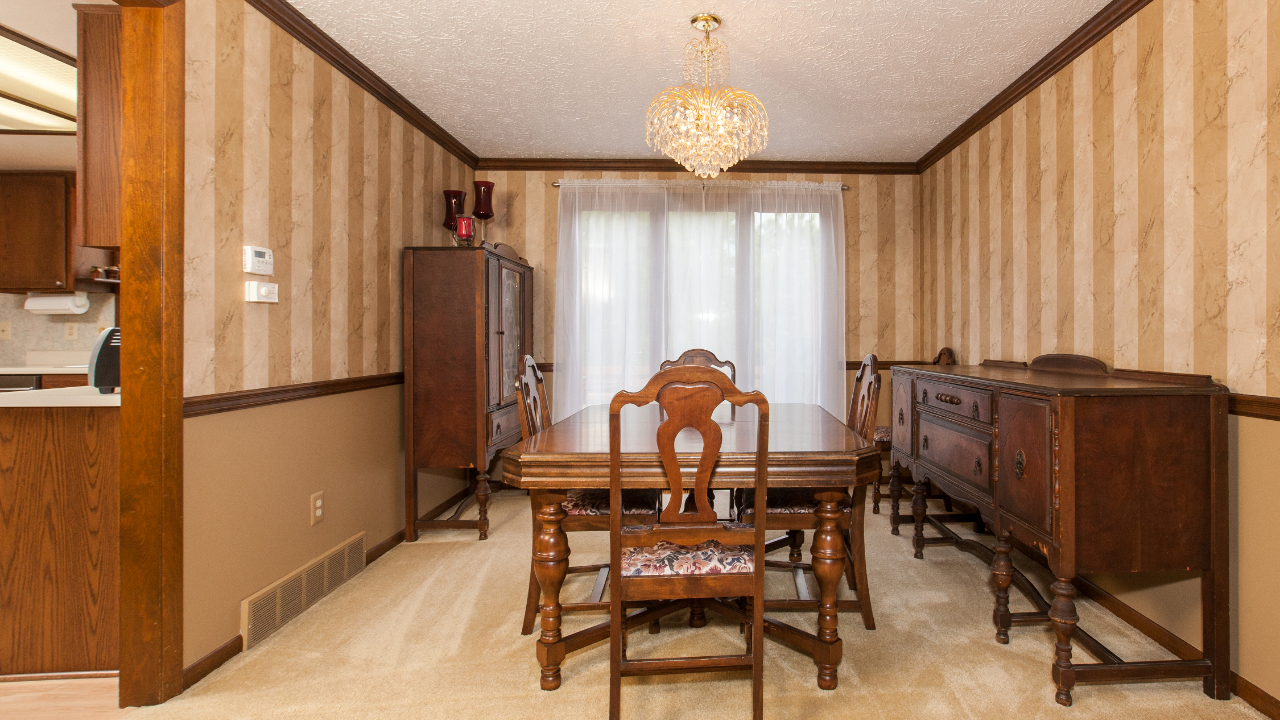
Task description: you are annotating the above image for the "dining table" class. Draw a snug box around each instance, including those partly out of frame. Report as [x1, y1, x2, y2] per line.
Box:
[501, 402, 881, 691]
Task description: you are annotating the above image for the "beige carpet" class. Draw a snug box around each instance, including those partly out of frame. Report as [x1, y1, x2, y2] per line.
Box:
[134, 492, 1264, 719]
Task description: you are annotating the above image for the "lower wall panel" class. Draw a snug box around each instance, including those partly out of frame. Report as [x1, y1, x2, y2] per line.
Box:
[182, 384, 465, 666]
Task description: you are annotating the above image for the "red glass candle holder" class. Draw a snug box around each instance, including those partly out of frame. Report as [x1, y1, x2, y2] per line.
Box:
[442, 190, 466, 231]
[472, 181, 495, 220]
[455, 216, 475, 245]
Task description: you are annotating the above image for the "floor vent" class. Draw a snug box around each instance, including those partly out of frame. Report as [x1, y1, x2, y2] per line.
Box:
[240, 532, 365, 650]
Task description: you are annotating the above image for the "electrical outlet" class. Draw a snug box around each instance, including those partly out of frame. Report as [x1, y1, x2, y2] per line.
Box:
[0, 321, 10, 340]
[63, 323, 78, 341]
[310, 491, 324, 526]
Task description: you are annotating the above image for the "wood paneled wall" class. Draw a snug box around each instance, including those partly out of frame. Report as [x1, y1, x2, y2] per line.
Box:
[474, 170, 922, 367]
[920, 0, 1279, 396]
[183, 0, 473, 398]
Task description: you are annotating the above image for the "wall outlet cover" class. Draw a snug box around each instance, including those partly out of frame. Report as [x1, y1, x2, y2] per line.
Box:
[310, 491, 324, 526]
[63, 323, 78, 341]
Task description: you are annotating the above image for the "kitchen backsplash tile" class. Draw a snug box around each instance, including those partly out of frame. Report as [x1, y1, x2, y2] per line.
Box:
[0, 293, 116, 367]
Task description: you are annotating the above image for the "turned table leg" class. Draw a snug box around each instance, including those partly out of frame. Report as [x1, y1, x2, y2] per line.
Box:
[532, 489, 569, 690]
[888, 462, 903, 535]
[810, 489, 847, 690]
[1049, 578, 1079, 707]
[476, 472, 492, 540]
[991, 534, 1013, 644]
[911, 470, 929, 559]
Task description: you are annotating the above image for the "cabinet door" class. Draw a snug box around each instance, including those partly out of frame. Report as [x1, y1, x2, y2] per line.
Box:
[0, 174, 69, 290]
[996, 394, 1053, 536]
[498, 261, 523, 406]
[486, 256, 501, 407]
[891, 373, 912, 451]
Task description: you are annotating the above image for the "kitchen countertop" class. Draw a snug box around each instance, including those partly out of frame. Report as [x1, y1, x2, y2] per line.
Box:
[0, 366, 90, 375]
[0, 386, 120, 407]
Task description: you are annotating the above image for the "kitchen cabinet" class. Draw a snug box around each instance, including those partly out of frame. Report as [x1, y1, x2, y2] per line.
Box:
[0, 173, 114, 294]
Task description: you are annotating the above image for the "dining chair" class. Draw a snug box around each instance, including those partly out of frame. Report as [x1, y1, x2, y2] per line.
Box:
[607, 365, 768, 720]
[518, 356, 663, 636]
[732, 352, 879, 630]
[660, 348, 737, 419]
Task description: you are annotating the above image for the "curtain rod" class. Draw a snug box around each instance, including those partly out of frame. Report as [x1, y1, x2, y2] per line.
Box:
[550, 181, 851, 191]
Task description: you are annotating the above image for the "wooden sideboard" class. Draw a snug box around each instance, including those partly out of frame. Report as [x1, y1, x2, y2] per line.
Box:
[402, 243, 533, 541]
[889, 354, 1229, 706]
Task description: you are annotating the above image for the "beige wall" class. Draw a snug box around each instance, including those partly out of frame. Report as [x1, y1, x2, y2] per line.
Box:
[183, 385, 465, 666]
[184, 0, 473, 398]
[916, 0, 1280, 700]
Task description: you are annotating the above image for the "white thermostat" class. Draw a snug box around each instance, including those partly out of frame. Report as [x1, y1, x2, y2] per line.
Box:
[245, 281, 279, 303]
[243, 246, 274, 275]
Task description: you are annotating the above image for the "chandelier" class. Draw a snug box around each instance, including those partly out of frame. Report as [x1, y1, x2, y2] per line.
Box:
[646, 14, 768, 178]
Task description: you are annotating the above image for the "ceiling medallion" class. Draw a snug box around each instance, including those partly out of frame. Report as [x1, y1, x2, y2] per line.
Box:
[646, 13, 768, 178]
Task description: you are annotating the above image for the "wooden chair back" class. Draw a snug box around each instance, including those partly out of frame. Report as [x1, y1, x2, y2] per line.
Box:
[609, 365, 769, 552]
[516, 355, 551, 440]
[846, 353, 881, 442]
[933, 347, 957, 366]
[661, 348, 737, 419]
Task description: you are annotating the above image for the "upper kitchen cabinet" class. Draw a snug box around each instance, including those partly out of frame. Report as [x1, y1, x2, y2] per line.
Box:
[75, 4, 122, 250]
[0, 173, 74, 292]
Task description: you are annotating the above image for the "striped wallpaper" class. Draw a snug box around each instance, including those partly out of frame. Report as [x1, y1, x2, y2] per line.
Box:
[475, 170, 923, 371]
[920, 0, 1279, 396]
[183, 0, 473, 398]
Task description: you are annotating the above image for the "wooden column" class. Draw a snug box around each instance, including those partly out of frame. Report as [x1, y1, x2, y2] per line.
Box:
[117, 0, 184, 707]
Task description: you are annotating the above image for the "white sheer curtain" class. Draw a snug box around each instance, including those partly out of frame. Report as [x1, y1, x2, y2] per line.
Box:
[553, 179, 846, 421]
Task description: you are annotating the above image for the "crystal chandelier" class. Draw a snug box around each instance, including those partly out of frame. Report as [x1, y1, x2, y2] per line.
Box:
[646, 14, 768, 178]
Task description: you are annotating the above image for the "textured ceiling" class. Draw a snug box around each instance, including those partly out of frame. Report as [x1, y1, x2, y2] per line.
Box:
[0, 0, 89, 56]
[291, 0, 1114, 161]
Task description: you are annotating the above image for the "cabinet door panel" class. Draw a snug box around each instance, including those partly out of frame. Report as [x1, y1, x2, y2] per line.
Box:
[499, 262, 522, 406]
[486, 256, 501, 407]
[891, 373, 912, 451]
[996, 394, 1053, 536]
[0, 175, 68, 290]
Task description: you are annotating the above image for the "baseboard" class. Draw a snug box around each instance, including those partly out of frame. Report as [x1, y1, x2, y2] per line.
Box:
[1234, 673, 1280, 719]
[417, 486, 474, 524]
[0, 670, 118, 682]
[1074, 576, 1280, 718]
[181, 635, 242, 690]
[365, 528, 404, 565]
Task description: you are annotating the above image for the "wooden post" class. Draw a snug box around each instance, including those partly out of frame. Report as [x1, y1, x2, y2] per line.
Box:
[117, 0, 185, 707]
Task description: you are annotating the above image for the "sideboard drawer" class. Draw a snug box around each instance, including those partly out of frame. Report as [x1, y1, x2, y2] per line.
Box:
[488, 404, 520, 445]
[919, 415, 992, 496]
[917, 379, 991, 424]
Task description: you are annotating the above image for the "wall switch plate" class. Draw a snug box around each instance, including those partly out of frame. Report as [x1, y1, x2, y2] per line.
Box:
[245, 281, 279, 303]
[243, 246, 274, 275]
[63, 323, 78, 340]
[0, 321, 10, 340]
[311, 491, 324, 526]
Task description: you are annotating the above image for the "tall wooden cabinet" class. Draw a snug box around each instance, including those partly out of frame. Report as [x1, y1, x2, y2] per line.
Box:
[403, 243, 533, 541]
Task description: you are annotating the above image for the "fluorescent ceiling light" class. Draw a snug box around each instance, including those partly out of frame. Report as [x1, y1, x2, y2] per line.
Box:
[0, 36, 76, 119]
[0, 94, 74, 130]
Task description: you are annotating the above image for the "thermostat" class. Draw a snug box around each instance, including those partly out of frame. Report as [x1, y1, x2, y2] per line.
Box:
[243, 246, 274, 275]
[245, 281, 279, 303]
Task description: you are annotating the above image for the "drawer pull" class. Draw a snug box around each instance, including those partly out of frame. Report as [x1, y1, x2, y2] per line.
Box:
[1014, 450, 1025, 480]
[921, 389, 928, 404]
[971, 401, 980, 419]
[935, 392, 962, 405]
[898, 408, 904, 426]
[495, 422, 503, 435]
[974, 457, 983, 476]
[922, 435, 929, 451]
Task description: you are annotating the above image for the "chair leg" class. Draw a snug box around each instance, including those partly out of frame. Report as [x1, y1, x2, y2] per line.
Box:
[522, 494, 542, 635]
[788, 530, 804, 562]
[752, 594, 765, 720]
[848, 485, 875, 630]
[872, 475, 882, 514]
[689, 599, 707, 628]
[610, 591, 622, 720]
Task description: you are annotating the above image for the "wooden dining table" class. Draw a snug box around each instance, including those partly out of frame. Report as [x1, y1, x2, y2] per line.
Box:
[501, 402, 881, 691]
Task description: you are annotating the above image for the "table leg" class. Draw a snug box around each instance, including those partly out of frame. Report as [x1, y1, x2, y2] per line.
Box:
[532, 489, 569, 690]
[911, 470, 928, 559]
[810, 489, 847, 690]
[1050, 578, 1079, 706]
[887, 461, 903, 535]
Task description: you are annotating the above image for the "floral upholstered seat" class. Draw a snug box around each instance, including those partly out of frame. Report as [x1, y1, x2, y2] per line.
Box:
[736, 487, 818, 515]
[874, 425, 892, 443]
[563, 488, 661, 516]
[620, 539, 754, 576]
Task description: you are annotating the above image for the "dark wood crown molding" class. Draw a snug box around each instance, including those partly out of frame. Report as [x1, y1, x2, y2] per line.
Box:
[916, 0, 1156, 172]
[242, 0, 477, 168]
[183, 372, 404, 418]
[0, 22, 77, 66]
[477, 157, 916, 175]
[0, 129, 76, 135]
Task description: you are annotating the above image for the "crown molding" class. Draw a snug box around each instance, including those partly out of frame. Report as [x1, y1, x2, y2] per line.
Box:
[0, 22, 76, 66]
[916, 0, 1156, 172]
[476, 157, 916, 175]
[242, 0, 478, 168]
